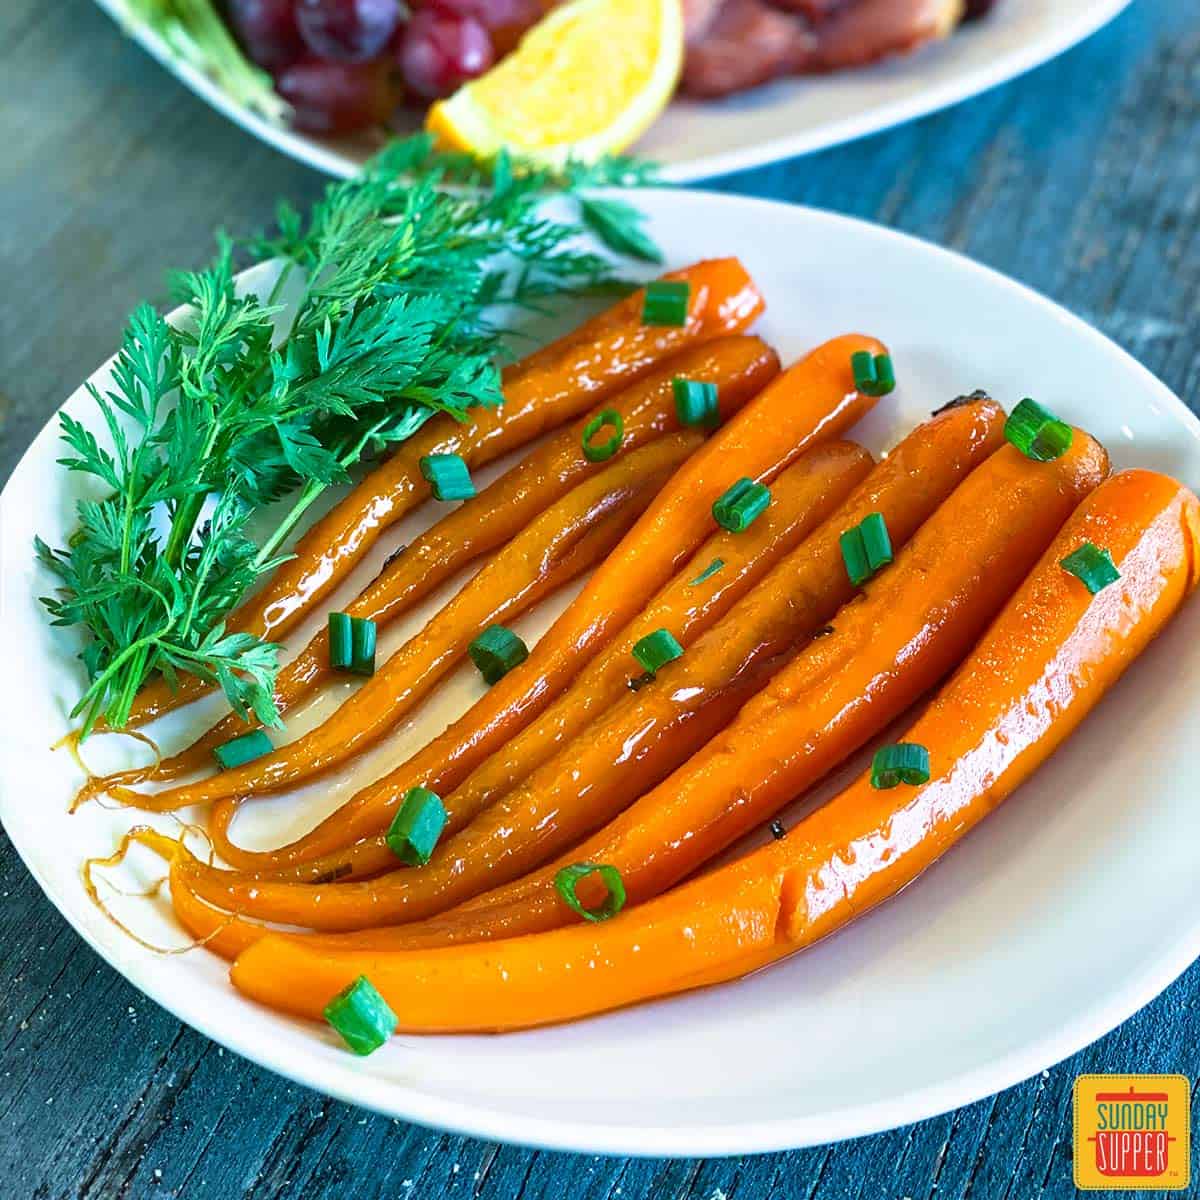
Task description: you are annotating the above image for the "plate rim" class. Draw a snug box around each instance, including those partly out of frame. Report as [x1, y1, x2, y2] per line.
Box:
[89, 0, 1134, 184]
[4, 188, 1199, 1158]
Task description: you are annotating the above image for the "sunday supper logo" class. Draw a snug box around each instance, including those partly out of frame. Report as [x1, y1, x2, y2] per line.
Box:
[1073, 1075, 1191, 1190]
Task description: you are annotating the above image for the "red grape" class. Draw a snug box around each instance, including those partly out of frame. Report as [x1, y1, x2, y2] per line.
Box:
[418, 0, 542, 55]
[398, 9, 495, 99]
[225, 0, 304, 69]
[277, 58, 400, 132]
[295, 0, 401, 63]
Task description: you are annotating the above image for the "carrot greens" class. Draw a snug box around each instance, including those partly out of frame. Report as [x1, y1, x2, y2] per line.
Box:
[37, 135, 659, 736]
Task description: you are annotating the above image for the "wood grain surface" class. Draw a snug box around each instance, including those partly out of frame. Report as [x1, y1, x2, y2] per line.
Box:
[2, 1, 1198, 1196]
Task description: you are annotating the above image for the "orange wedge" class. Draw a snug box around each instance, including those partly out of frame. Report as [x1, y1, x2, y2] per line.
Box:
[426, 0, 684, 166]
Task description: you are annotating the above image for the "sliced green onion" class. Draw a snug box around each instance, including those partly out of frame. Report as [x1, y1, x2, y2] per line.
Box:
[328, 612, 376, 676]
[713, 477, 770, 532]
[632, 628, 684, 675]
[860, 512, 893, 572]
[323, 976, 397, 1056]
[840, 512, 893, 586]
[690, 557, 725, 586]
[328, 611, 353, 670]
[581, 409, 624, 463]
[554, 861, 627, 922]
[385, 786, 448, 866]
[468, 624, 529, 685]
[213, 729, 273, 770]
[871, 743, 931, 789]
[672, 377, 719, 428]
[1004, 398, 1073, 462]
[419, 453, 475, 501]
[351, 618, 376, 675]
[851, 351, 896, 397]
[840, 528, 870, 588]
[642, 280, 691, 327]
[1060, 542, 1121, 594]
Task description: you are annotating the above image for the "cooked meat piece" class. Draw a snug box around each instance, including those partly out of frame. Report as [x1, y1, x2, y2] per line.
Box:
[681, 0, 816, 98]
[769, 0, 855, 24]
[808, 0, 965, 71]
[683, 0, 727, 43]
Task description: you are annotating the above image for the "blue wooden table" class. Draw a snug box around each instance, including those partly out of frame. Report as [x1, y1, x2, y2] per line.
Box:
[3, 1, 1199, 1195]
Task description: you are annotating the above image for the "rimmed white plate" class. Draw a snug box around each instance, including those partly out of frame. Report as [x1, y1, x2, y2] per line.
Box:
[4, 190, 1200, 1157]
[92, 0, 1133, 182]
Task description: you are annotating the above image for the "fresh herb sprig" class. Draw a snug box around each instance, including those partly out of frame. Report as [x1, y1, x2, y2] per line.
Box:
[39, 135, 662, 737]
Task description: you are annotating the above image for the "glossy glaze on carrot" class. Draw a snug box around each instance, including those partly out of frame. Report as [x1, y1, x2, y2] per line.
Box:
[326, 426, 1107, 945]
[190, 333, 888, 877]
[113, 258, 766, 731]
[82, 336, 779, 801]
[221, 439, 873, 878]
[181, 400, 1025, 928]
[115, 434, 703, 812]
[210, 399, 995, 888]
[229, 471, 1200, 1031]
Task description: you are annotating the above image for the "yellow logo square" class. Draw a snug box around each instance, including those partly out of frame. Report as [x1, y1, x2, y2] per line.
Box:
[1074, 1074, 1191, 1191]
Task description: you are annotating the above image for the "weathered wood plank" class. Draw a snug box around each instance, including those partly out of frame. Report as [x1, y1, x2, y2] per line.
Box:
[2, 0, 1199, 1196]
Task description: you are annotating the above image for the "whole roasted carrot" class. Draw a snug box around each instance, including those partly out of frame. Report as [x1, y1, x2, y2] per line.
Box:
[184, 398, 1017, 926]
[230, 470, 1200, 1032]
[334, 423, 1109, 945]
[81, 335, 778, 800]
[114, 258, 766, 731]
[113, 435, 704, 812]
[215, 438, 874, 876]
[431, 445, 873, 822]
[189, 332, 888, 878]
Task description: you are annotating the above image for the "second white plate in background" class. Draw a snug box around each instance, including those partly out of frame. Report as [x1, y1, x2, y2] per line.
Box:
[93, 0, 1133, 182]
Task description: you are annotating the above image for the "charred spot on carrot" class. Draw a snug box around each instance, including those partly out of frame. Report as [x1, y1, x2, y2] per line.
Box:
[932, 388, 991, 417]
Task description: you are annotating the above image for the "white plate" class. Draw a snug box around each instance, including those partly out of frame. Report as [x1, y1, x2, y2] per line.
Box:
[4, 191, 1200, 1158]
[93, 0, 1133, 182]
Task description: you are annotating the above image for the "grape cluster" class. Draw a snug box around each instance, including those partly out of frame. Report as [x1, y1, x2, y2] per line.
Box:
[225, 0, 542, 132]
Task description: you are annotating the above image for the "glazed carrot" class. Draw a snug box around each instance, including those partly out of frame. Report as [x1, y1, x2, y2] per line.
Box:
[114, 258, 766, 731]
[189, 332, 888, 880]
[184, 398, 1014, 925]
[231, 470, 1200, 1031]
[425, 445, 873, 821]
[82, 335, 778, 799]
[216, 438, 873, 877]
[114, 435, 704, 812]
[337, 425, 1109, 945]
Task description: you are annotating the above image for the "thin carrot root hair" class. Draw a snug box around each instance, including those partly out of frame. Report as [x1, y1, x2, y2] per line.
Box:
[67, 729, 163, 812]
[81, 821, 233, 955]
